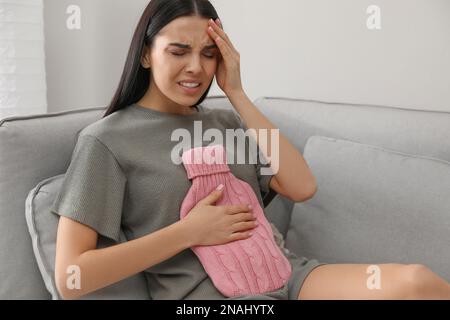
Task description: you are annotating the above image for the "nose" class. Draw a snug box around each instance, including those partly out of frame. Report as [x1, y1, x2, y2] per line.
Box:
[185, 54, 203, 74]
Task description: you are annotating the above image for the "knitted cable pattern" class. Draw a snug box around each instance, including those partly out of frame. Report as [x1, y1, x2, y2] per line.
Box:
[179, 144, 292, 297]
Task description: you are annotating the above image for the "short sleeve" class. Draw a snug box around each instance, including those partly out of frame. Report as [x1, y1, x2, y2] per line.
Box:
[231, 111, 275, 197]
[51, 134, 126, 242]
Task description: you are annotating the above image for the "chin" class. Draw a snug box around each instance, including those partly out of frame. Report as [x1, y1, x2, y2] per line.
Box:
[170, 96, 198, 108]
[176, 97, 197, 106]
[176, 93, 204, 105]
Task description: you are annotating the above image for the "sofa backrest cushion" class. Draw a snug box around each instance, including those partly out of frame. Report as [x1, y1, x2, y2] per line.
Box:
[286, 135, 450, 282]
[254, 97, 450, 162]
[25, 174, 150, 299]
[0, 106, 107, 299]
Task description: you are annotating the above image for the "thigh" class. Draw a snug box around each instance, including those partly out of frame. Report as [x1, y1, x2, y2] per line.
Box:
[298, 263, 408, 300]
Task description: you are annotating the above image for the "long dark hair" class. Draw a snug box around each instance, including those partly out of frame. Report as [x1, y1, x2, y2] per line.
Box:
[103, 0, 220, 118]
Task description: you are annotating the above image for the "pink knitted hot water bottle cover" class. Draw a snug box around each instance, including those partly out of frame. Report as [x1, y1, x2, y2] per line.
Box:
[179, 144, 292, 297]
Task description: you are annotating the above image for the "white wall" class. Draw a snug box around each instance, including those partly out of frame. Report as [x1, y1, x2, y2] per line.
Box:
[44, 0, 149, 113]
[44, 0, 450, 113]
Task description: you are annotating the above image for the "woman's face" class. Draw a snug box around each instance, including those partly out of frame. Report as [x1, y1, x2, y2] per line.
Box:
[142, 16, 219, 109]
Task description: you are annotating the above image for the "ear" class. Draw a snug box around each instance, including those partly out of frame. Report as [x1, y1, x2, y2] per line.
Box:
[140, 45, 152, 69]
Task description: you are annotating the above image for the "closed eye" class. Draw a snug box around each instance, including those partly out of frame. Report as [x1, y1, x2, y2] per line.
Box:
[171, 52, 215, 59]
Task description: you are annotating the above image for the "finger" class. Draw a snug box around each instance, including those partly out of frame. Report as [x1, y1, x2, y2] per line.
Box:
[209, 18, 236, 52]
[198, 184, 224, 205]
[225, 204, 252, 214]
[207, 26, 234, 62]
[231, 221, 259, 233]
[208, 20, 238, 57]
[231, 212, 256, 224]
[228, 231, 253, 241]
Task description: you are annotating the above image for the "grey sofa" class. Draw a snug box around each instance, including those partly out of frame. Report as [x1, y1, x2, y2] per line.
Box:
[1, 95, 449, 299]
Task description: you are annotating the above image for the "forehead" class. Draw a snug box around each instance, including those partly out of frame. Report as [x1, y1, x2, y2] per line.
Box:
[156, 16, 214, 47]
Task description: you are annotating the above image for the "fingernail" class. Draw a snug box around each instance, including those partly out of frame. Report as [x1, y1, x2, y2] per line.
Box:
[216, 18, 221, 25]
[216, 184, 224, 191]
[248, 204, 252, 209]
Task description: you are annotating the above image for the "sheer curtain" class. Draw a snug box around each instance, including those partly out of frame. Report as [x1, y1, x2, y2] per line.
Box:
[0, 0, 47, 119]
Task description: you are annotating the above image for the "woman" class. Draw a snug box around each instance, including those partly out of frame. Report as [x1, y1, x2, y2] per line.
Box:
[53, 0, 450, 300]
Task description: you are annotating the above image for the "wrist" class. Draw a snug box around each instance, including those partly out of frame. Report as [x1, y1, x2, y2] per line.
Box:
[175, 219, 197, 249]
[227, 89, 247, 102]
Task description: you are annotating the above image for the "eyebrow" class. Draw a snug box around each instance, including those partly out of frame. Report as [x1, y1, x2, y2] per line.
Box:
[168, 42, 218, 50]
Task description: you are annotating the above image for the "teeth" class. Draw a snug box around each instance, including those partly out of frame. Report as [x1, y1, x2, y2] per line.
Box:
[179, 82, 200, 88]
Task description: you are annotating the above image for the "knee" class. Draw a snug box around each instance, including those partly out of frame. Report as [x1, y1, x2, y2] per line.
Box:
[396, 264, 432, 299]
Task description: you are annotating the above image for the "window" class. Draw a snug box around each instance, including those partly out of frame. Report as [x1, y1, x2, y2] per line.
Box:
[0, 0, 47, 118]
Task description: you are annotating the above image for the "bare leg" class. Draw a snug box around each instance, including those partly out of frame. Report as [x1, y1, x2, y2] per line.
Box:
[298, 263, 450, 300]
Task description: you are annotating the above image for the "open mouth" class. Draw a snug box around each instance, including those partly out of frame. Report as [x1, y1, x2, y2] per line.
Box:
[178, 82, 202, 94]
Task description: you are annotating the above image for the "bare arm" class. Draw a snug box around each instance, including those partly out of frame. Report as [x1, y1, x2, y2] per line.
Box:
[228, 90, 317, 202]
[55, 216, 192, 300]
